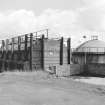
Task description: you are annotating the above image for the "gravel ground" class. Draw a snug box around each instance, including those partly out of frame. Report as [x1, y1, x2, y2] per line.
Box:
[73, 76, 105, 86]
[0, 72, 105, 105]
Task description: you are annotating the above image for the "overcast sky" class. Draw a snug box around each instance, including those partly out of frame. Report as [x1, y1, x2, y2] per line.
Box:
[0, 0, 105, 47]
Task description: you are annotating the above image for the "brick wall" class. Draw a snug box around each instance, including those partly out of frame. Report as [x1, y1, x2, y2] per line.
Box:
[44, 39, 69, 70]
[56, 65, 70, 77]
[44, 39, 60, 70]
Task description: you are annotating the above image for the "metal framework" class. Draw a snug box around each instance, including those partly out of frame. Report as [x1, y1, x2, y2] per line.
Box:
[0, 29, 71, 72]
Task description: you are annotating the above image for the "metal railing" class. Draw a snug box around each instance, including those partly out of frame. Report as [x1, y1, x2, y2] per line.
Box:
[72, 47, 105, 54]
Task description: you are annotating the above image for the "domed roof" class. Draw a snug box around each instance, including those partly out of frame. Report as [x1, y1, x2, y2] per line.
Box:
[75, 39, 105, 53]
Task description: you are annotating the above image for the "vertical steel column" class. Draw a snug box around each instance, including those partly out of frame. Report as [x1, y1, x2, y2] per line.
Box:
[36, 32, 37, 38]
[60, 37, 63, 65]
[84, 52, 87, 64]
[6, 39, 9, 53]
[46, 29, 48, 38]
[11, 38, 14, 60]
[2, 40, 6, 71]
[12, 38, 14, 52]
[67, 38, 71, 64]
[18, 36, 21, 61]
[29, 33, 33, 71]
[2, 40, 5, 52]
[17, 36, 21, 70]
[6, 39, 9, 70]
[25, 34, 28, 61]
[41, 35, 44, 70]
[2, 40, 5, 60]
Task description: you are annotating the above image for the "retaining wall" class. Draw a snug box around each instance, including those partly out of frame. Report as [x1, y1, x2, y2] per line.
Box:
[85, 63, 105, 76]
[45, 64, 84, 77]
[70, 64, 84, 75]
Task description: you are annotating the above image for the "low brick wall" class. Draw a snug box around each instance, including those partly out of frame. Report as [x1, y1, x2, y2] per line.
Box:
[86, 64, 105, 76]
[46, 63, 105, 77]
[45, 64, 85, 77]
[56, 65, 70, 77]
[45, 63, 86, 77]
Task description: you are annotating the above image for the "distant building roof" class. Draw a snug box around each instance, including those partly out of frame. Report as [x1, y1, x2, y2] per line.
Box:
[75, 39, 105, 53]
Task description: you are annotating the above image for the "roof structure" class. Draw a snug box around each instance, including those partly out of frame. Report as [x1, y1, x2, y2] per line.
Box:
[75, 39, 105, 53]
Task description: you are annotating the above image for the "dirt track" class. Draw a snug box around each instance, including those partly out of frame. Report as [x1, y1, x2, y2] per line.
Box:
[0, 72, 105, 105]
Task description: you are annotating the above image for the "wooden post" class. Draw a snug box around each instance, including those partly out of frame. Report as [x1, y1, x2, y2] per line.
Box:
[67, 38, 71, 64]
[41, 35, 44, 70]
[60, 37, 63, 65]
[29, 33, 33, 71]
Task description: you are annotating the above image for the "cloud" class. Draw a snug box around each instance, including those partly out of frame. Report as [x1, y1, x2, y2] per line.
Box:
[0, 0, 105, 47]
[77, 8, 105, 31]
[77, 0, 105, 32]
[36, 9, 78, 35]
[0, 10, 37, 39]
[82, 0, 105, 7]
[0, 9, 78, 39]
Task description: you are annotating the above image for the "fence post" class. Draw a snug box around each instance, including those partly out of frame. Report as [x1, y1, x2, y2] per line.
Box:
[60, 37, 63, 65]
